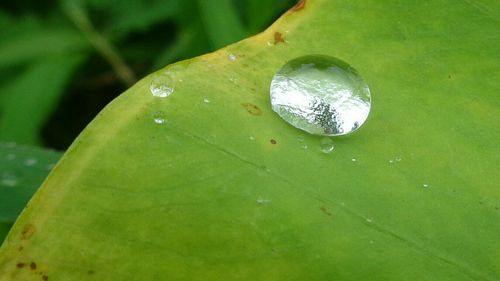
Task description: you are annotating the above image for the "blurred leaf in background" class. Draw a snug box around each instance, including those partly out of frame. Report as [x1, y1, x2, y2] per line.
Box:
[0, 0, 295, 149]
[0, 142, 62, 241]
[0, 0, 296, 242]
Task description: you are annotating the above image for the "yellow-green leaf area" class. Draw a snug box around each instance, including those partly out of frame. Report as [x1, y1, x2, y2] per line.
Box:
[1, 0, 499, 280]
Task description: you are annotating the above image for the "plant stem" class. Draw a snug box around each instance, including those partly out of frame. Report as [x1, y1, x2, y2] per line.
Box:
[62, 2, 136, 86]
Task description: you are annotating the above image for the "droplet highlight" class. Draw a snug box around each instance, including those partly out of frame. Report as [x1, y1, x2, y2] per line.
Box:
[270, 55, 371, 136]
[150, 73, 175, 98]
[228, 53, 237, 61]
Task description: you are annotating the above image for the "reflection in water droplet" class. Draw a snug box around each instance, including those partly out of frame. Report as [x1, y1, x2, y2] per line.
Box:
[1, 171, 19, 187]
[153, 111, 166, 124]
[150, 73, 175, 98]
[228, 53, 237, 61]
[351, 158, 357, 162]
[203, 97, 210, 103]
[320, 138, 334, 154]
[270, 55, 371, 136]
[423, 184, 429, 188]
[24, 159, 37, 166]
[249, 136, 255, 141]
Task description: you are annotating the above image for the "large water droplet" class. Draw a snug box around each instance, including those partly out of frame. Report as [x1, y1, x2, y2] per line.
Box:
[270, 55, 371, 136]
[150, 73, 175, 98]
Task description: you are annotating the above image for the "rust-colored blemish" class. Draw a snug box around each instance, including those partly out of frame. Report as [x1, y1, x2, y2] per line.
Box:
[21, 224, 35, 240]
[270, 139, 277, 145]
[242, 103, 262, 116]
[320, 207, 332, 216]
[274, 32, 285, 45]
[16, 263, 25, 268]
[42, 275, 48, 281]
[30, 262, 37, 270]
[291, 0, 306, 11]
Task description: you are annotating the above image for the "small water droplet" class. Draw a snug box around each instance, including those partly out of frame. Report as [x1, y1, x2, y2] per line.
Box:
[5, 154, 16, 160]
[302, 144, 308, 149]
[389, 159, 394, 164]
[270, 55, 371, 136]
[422, 184, 429, 188]
[24, 159, 37, 166]
[249, 136, 255, 141]
[153, 111, 166, 124]
[203, 97, 210, 103]
[395, 157, 402, 162]
[228, 53, 237, 61]
[1, 171, 19, 187]
[150, 73, 175, 98]
[351, 158, 357, 162]
[320, 138, 334, 154]
[369, 240, 374, 244]
[256, 198, 271, 204]
[366, 218, 373, 223]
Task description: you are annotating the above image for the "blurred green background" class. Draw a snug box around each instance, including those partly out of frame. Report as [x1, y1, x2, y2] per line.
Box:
[0, 0, 296, 241]
[0, 0, 296, 150]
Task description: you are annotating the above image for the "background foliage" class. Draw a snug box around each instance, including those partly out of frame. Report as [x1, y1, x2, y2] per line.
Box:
[0, 0, 295, 241]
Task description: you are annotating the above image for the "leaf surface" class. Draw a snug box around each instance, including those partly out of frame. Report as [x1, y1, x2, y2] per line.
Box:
[0, 0, 499, 280]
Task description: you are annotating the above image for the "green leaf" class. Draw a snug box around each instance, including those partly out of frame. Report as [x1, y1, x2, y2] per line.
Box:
[197, 0, 248, 49]
[0, 143, 62, 224]
[243, 0, 295, 33]
[0, 0, 499, 280]
[0, 16, 89, 69]
[0, 55, 85, 144]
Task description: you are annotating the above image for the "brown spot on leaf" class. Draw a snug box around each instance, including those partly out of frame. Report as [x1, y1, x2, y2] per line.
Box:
[42, 275, 48, 281]
[320, 207, 332, 216]
[30, 262, 37, 270]
[291, 0, 306, 11]
[16, 263, 25, 268]
[270, 139, 277, 145]
[88, 270, 95, 275]
[19, 246, 24, 251]
[242, 103, 262, 116]
[274, 32, 285, 44]
[21, 224, 35, 240]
